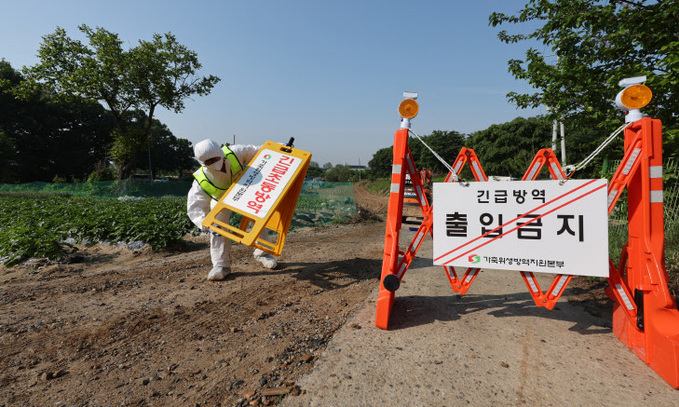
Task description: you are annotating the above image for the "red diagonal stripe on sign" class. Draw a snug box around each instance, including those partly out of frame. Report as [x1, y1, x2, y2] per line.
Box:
[434, 179, 599, 263]
[435, 180, 605, 265]
[440, 182, 606, 265]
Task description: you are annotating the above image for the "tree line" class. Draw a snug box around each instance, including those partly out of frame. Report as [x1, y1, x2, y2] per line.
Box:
[1, 24, 217, 184]
[366, 0, 679, 182]
[2, 1, 677, 184]
[364, 115, 673, 182]
[0, 59, 195, 183]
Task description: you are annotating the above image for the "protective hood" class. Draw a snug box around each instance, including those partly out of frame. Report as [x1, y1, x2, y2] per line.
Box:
[194, 139, 223, 165]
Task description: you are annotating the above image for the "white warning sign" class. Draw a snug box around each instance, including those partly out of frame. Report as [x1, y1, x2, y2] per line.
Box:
[222, 149, 301, 219]
[432, 179, 609, 277]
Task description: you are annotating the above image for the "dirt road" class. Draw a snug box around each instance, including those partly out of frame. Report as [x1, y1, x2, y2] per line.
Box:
[286, 227, 679, 407]
[0, 187, 387, 407]
[1, 186, 677, 406]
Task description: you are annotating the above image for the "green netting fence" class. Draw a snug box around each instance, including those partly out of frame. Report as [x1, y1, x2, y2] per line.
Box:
[604, 157, 679, 261]
[0, 180, 193, 198]
[293, 181, 356, 227]
[0, 180, 357, 226]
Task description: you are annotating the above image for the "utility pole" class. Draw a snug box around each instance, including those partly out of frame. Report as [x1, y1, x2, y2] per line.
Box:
[551, 118, 566, 165]
[560, 121, 566, 165]
[147, 139, 153, 180]
[546, 51, 566, 165]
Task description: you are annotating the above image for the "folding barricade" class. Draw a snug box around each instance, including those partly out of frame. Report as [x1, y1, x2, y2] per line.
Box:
[375, 117, 679, 389]
[202, 141, 311, 256]
[604, 118, 679, 388]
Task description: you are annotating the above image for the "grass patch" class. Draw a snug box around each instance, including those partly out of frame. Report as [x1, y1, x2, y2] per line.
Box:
[357, 179, 390, 196]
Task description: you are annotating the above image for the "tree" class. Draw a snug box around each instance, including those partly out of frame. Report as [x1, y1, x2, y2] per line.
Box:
[324, 164, 359, 182]
[19, 25, 220, 179]
[106, 109, 193, 179]
[366, 130, 466, 179]
[0, 130, 15, 183]
[1, 59, 115, 183]
[305, 166, 325, 179]
[45, 99, 116, 182]
[367, 147, 393, 178]
[0, 60, 21, 182]
[411, 130, 466, 174]
[466, 116, 553, 178]
[489, 1, 679, 131]
[140, 118, 194, 178]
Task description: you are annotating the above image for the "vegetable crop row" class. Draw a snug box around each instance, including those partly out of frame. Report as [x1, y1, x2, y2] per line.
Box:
[0, 196, 195, 267]
[0, 184, 357, 268]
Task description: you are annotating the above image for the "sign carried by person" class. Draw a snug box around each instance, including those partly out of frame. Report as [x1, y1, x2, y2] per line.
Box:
[202, 140, 311, 257]
[432, 179, 609, 277]
[223, 148, 303, 219]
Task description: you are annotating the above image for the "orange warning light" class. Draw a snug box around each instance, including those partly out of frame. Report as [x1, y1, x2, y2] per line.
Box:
[617, 84, 652, 110]
[398, 98, 419, 119]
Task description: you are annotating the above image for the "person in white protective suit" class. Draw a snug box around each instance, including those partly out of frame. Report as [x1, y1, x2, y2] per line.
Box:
[187, 139, 278, 281]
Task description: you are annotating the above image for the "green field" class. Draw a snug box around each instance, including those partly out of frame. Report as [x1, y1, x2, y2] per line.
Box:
[0, 182, 357, 267]
[0, 195, 193, 267]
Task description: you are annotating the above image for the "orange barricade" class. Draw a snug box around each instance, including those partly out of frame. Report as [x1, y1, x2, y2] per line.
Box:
[375, 117, 679, 389]
[604, 118, 679, 388]
[442, 148, 487, 295]
[376, 129, 431, 329]
[518, 149, 574, 309]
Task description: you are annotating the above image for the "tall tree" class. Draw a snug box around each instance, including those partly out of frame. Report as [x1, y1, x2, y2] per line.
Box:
[367, 147, 393, 179]
[141, 118, 194, 178]
[466, 116, 553, 178]
[411, 130, 466, 174]
[18, 25, 220, 179]
[489, 0, 679, 131]
[0, 59, 114, 183]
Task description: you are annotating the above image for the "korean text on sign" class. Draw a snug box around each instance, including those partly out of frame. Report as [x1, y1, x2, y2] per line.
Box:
[222, 150, 301, 219]
[432, 179, 609, 277]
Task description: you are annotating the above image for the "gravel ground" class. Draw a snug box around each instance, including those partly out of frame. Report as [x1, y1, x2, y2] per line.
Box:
[285, 227, 679, 407]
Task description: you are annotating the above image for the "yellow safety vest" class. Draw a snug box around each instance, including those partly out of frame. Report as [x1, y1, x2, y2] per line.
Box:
[193, 145, 244, 200]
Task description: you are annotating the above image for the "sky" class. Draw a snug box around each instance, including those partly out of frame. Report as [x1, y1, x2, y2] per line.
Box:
[1, 0, 550, 167]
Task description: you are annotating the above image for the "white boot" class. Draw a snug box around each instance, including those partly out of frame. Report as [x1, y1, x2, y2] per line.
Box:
[253, 249, 277, 269]
[207, 266, 231, 281]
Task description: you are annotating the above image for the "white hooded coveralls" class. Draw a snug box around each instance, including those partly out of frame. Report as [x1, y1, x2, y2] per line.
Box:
[186, 140, 264, 269]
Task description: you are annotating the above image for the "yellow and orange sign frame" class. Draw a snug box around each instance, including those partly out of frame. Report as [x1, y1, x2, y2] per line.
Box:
[202, 141, 311, 256]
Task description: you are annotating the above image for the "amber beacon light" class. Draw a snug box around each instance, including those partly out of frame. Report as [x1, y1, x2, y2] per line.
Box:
[616, 76, 652, 123]
[399, 98, 419, 119]
[399, 91, 419, 129]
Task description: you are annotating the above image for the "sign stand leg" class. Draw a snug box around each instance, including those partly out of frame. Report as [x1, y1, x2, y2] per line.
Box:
[606, 118, 679, 388]
[376, 129, 433, 329]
